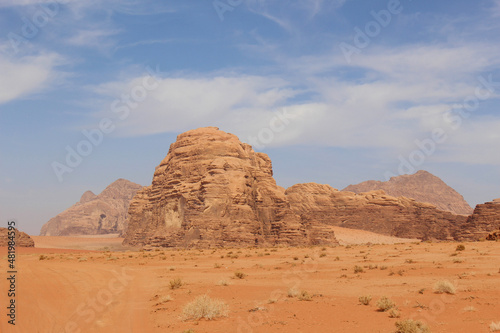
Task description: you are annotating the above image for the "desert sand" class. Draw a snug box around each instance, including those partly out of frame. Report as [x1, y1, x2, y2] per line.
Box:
[1, 229, 499, 333]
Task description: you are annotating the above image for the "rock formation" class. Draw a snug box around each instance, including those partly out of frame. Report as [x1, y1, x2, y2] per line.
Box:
[343, 170, 473, 215]
[40, 179, 142, 236]
[457, 199, 500, 241]
[0, 228, 35, 247]
[286, 183, 468, 241]
[123, 127, 338, 248]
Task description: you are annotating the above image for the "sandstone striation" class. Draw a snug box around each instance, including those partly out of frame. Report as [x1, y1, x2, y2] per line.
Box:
[123, 127, 337, 248]
[343, 170, 473, 215]
[458, 198, 500, 241]
[40, 179, 142, 236]
[286, 183, 468, 241]
[0, 227, 35, 247]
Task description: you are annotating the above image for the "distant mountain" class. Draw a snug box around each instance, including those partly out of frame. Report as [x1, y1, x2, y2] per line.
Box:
[0, 228, 34, 247]
[343, 170, 473, 215]
[39, 179, 143, 236]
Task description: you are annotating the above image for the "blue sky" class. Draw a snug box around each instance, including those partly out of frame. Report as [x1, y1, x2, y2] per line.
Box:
[1, 0, 500, 235]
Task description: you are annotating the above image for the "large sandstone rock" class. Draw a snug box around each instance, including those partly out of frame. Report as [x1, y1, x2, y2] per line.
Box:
[458, 198, 500, 241]
[343, 170, 473, 215]
[286, 183, 468, 241]
[0, 228, 35, 247]
[123, 127, 337, 248]
[40, 179, 142, 236]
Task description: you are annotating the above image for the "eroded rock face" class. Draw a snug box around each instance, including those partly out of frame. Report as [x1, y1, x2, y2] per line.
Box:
[343, 170, 473, 215]
[458, 199, 500, 241]
[0, 228, 35, 247]
[40, 179, 142, 236]
[123, 127, 337, 248]
[286, 183, 468, 241]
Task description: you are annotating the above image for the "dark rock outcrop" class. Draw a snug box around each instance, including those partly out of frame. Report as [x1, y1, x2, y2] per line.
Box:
[0, 228, 35, 247]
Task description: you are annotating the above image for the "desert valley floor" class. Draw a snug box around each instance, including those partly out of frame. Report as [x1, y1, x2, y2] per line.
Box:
[1, 227, 499, 333]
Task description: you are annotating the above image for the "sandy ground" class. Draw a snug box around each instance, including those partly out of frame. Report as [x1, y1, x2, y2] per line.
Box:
[0, 230, 499, 333]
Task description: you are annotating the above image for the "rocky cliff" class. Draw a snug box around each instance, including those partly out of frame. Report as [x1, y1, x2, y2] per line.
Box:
[0, 228, 35, 247]
[123, 127, 337, 248]
[40, 179, 142, 236]
[457, 198, 500, 241]
[343, 170, 473, 215]
[286, 183, 468, 241]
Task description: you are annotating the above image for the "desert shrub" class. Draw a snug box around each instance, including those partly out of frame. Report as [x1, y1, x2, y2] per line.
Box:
[234, 271, 246, 279]
[287, 288, 300, 297]
[376, 296, 395, 312]
[160, 295, 173, 303]
[456, 244, 466, 251]
[354, 265, 364, 273]
[433, 280, 456, 294]
[490, 322, 500, 332]
[78, 257, 88, 262]
[358, 295, 372, 305]
[394, 319, 430, 333]
[320, 253, 327, 258]
[298, 290, 312, 301]
[182, 294, 228, 320]
[217, 280, 229, 286]
[214, 263, 221, 268]
[389, 308, 401, 318]
[169, 278, 183, 290]
[39, 255, 48, 260]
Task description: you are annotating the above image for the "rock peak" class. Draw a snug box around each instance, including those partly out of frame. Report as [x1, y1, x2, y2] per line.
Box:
[123, 127, 337, 248]
[343, 170, 473, 215]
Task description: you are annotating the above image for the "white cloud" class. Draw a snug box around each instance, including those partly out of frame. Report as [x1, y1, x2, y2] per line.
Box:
[0, 52, 62, 104]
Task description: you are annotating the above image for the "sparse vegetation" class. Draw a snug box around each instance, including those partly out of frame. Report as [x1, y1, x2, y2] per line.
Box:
[456, 244, 466, 251]
[217, 280, 229, 286]
[287, 288, 300, 298]
[433, 280, 456, 294]
[354, 265, 364, 273]
[169, 278, 183, 290]
[394, 319, 430, 333]
[359, 295, 372, 305]
[389, 308, 401, 318]
[39, 255, 48, 260]
[182, 294, 228, 321]
[376, 296, 396, 312]
[490, 322, 500, 332]
[297, 290, 313, 301]
[234, 271, 246, 279]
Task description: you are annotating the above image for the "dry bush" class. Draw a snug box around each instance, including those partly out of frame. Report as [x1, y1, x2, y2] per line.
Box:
[433, 280, 456, 294]
[456, 244, 466, 251]
[376, 296, 395, 312]
[234, 271, 246, 279]
[298, 290, 313, 301]
[169, 278, 183, 290]
[491, 322, 500, 332]
[217, 280, 229, 286]
[182, 294, 228, 321]
[389, 308, 401, 318]
[287, 288, 300, 298]
[394, 319, 430, 333]
[358, 295, 372, 305]
[354, 265, 364, 273]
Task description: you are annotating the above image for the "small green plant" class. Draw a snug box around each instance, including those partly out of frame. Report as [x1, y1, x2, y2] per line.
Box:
[234, 271, 246, 279]
[169, 278, 183, 290]
[354, 265, 364, 273]
[359, 295, 372, 305]
[376, 296, 396, 312]
[182, 294, 228, 320]
[456, 244, 466, 251]
[394, 319, 430, 333]
[433, 280, 456, 294]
